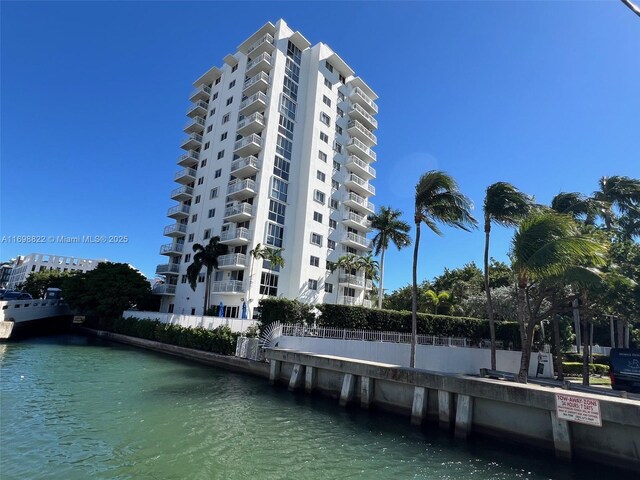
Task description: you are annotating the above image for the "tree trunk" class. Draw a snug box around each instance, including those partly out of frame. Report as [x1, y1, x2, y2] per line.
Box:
[378, 247, 386, 309]
[581, 294, 590, 386]
[553, 315, 564, 380]
[410, 220, 421, 369]
[572, 299, 581, 354]
[204, 269, 211, 315]
[617, 319, 624, 348]
[517, 282, 529, 383]
[483, 220, 497, 370]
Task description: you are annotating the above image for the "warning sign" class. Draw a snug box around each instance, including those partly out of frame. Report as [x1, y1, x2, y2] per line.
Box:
[555, 393, 602, 427]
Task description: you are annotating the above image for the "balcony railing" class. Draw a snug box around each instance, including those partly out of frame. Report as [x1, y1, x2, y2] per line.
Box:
[246, 33, 275, 55]
[239, 91, 268, 113]
[345, 173, 375, 195]
[153, 284, 176, 295]
[181, 132, 203, 149]
[220, 227, 252, 243]
[177, 150, 199, 167]
[350, 86, 378, 114]
[245, 52, 272, 73]
[218, 253, 247, 268]
[170, 185, 194, 199]
[345, 192, 375, 212]
[343, 232, 370, 248]
[347, 120, 377, 145]
[236, 112, 265, 131]
[184, 116, 206, 131]
[348, 137, 376, 161]
[346, 155, 376, 179]
[163, 223, 188, 236]
[190, 84, 211, 100]
[339, 275, 367, 288]
[230, 156, 260, 175]
[243, 71, 270, 91]
[227, 178, 256, 195]
[233, 133, 262, 153]
[338, 296, 358, 306]
[187, 100, 209, 116]
[167, 204, 191, 217]
[344, 211, 369, 227]
[159, 243, 184, 255]
[224, 203, 254, 218]
[156, 263, 180, 275]
[349, 102, 377, 129]
[211, 280, 245, 293]
[174, 167, 197, 183]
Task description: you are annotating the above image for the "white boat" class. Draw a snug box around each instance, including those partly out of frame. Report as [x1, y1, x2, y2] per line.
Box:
[0, 289, 72, 340]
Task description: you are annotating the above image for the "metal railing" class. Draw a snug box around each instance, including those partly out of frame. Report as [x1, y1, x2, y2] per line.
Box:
[346, 155, 376, 177]
[217, 253, 247, 267]
[211, 280, 245, 293]
[190, 84, 211, 98]
[348, 120, 377, 144]
[187, 100, 209, 114]
[246, 52, 272, 71]
[243, 71, 270, 90]
[240, 91, 268, 110]
[174, 168, 197, 181]
[230, 156, 260, 173]
[159, 243, 184, 254]
[227, 178, 256, 195]
[184, 116, 205, 129]
[246, 33, 274, 54]
[342, 232, 370, 247]
[224, 203, 253, 218]
[167, 204, 190, 216]
[349, 102, 378, 129]
[234, 134, 263, 151]
[345, 173, 375, 195]
[350, 86, 378, 113]
[345, 192, 375, 212]
[220, 227, 252, 242]
[163, 223, 187, 235]
[170, 185, 194, 197]
[237, 112, 264, 130]
[348, 137, 376, 161]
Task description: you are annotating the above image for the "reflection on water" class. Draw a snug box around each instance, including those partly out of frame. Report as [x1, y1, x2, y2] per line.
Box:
[0, 335, 634, 480]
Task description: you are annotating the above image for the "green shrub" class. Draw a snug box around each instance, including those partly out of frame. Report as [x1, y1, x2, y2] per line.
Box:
[257, 298, 315, 329]
[563, 352, 609, 363]
[562, 362, 610, 376]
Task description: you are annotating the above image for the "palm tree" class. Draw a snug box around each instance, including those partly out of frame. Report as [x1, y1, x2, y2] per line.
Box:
[483, 182, 533, 369]
[250, 243, 285, 296]
[550, 192, 598, 224]
[369, 206, 411, 309]
[511, 212, 607, 382]
[186, 236, 228, 315]
[593, 176, 640, 231]
[424, 289, 451, 314]
[336, 254, 361, 304]
[359, 254, 380, 306]
[411, 171, 477, 367]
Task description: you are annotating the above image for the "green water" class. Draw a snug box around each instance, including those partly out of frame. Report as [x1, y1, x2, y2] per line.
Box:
[0, 335, 631, 480]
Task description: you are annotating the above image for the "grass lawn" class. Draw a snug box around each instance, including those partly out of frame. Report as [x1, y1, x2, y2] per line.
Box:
[566, 376, 611, 387]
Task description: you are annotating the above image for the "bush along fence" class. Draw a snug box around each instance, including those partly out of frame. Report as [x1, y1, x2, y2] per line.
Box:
[85, 317, 240, 356]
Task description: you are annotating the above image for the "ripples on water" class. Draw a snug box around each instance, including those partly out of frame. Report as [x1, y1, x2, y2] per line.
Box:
[0, 335, 632, 480]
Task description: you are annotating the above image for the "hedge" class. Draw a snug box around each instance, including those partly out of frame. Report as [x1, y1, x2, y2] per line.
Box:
[562, 362, 609, 376]
[86, 317, 239, 356]
[257, 298, 315, 329]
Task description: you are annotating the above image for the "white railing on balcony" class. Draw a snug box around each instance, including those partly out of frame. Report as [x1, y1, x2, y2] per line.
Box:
[167, 204, 190, 216]
[345, 192, 375, 212]
[218, 253, 247, 267]
[187, 100, 209, 114]
[345, 173, 376, 195]
[343, 232, 370, 247]
[174, 168, 197, 181]
[349, 102, 378, 129]
[171, 185, 194, 197]
[160, 243, 184, 254]
[246, 33, 275, 54]
[185, 116, 206, 129]
[227, 179, 256, 195]
[191, 84, 211, 98]
[347, 155, 376, 177]
[234, 134, 262, 151]
[338, 296, 359, 306]
[178, 150, 199, 163]
[163, 223, 188, 235]
[351, 86, 378, 113]
[153, 284, 176, 295]
[344, 211, 369, 227]
[211, 280, 245, 293]
[237, 112, 264, 130]
[347, 120, 377, 144]
[220, 227, 252, 242]
[230, 156, 260, 173]
[183, 133, 203, 144]
[339, 274, 367, 287]
[240, 91, 268, 110]
[246, 52, 272, 71]
[156, 263, 180, 275]
[224, 203, 254, 218]
[348, 137, 376, 161]
[243, 71, 269, 90]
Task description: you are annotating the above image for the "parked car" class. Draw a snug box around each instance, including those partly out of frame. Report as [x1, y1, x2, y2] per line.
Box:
[1, 291, 33, 300]
[609, 348, 640, 393]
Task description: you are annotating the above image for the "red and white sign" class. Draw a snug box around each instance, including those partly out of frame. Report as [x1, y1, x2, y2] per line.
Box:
[555, 393, 602, 427]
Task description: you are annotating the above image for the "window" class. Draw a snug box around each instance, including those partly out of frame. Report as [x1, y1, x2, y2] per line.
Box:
[308, 279, 318, 290]
[322, 95, 331, 107]
[318, 151, 327, 163]
[337, 107, 344, 118]
[222, 113, 230, 124]
[335, 125, 342, 135]
[314, 190, 325, 204]
[194, 195, 201, 204]
[328, 239, 336, 250]
[333, 160, 341, 172]
[283, 76, 298, 101]
[188, 234, 194, 242]
[197, 177, 204, 185]
[232, 64, 238, 72]
[181, 275, 188, 284]
[210, 187, 218, 199]
[266, 222, 284, 247]
[279, 93, 297, 120]
[191, 214, 198, 223]
[208, 208, 216, 218]
[185, 254, 191, 263]
[332, 180, 340, 191]
[268, 200, 286, 225]
[339, 74, 346, 84]
[310, 256, 320, 267]
[330, 199, 339, 209]
[217, 150, 225, 160]
[209, 109, 216, 117]
[285, 57, 300, 83]
[260, 272, 278, 296]
[324, 77, 332, 89]
[273, 156, 290, 181]
[325, 283, 333, 293]
[229, 80, 236, 88]
[316, 170, 326, 182]
[310, 233, 323, 246]
[338, 91, 345, 102]
[204, 228, 211, 240]
[329, 219, 337, 229]
[320, 112, 331, 126]
[319, 132, 328, 143]
[220, 132, 228, 141]
[214, 169, 222, 179]
[207, 125, 213, 133]
[203, 142, 210, 150]
[271, 177, 288, 202]
[226, 97, 233, 106]
[215, 78, 221, 85]
[168, 304, 175, 313]
[313, 211, 323, 223]
[198, 273, 205, 283]
[213, 92, 219, 100]
[325, 61, 334, 73]
[200, 159, 207, 168]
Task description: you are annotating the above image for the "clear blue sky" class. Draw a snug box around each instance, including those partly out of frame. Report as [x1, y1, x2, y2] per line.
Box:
[1, 1, 638, 293]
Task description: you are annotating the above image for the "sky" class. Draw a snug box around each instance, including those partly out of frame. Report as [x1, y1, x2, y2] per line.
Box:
[1, 1, 638, 294]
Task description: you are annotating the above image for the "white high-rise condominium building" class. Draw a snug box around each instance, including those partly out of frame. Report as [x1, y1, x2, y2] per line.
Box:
[156, 19, 378, 318]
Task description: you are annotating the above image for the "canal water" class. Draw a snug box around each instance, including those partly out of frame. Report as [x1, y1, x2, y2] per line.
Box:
[0, 335, 631, 480]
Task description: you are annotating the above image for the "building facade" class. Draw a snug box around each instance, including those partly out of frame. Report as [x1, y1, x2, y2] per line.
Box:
[156, 19, 378, 318]
[5, 253, 104, 290]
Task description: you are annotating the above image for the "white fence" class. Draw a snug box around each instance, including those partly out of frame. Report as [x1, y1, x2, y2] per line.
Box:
[122, 310, 257, 333]
[568, 345, 612, 356]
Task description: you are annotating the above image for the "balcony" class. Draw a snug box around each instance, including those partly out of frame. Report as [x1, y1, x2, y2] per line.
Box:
[163, 223, 187, 237]
[245, 52, 272, 76]
[344, 192, 375, 215]
[349, 86, 378, 114]
[342, 232, 371, 250]
[246, 33, 275, 56]
[189, 84, 211, 102]
[338, 274, 368, 288]
[363, 299, 373, 308]
[233, 133, 262, 157]
[219, 227, 252, 246]
[348, 103, 377, 130]
[347, 120, 377, 147]
[154, 284, 176, 296]
[174, 167, 197, 185]
[156, 263, 180, 276]
[187, 100, 209, 118]
[184, 116, 206, 134]
[239, 91, 267, 115]
[227, 179, 257, 200]
[223, 202, 254, 222]
[211, 280, 245, 294]
[344, 173, 375, 197]
[181, 132, 203, 150]
[347, 137, 376, 163]
[167, 204, 190, 219]
[243, 71, 270, 96]
[230, 156, 260, 178]
[237, 112, 265, 136]
[338, 296, 358, 306]
[170, 185, 194, 201]
[177, 150, 199, 168]
[218, 253, 247, 270]
[159, 243, 184, 256]
[346, 155, 376, 180]
[343, 211, 371, 230]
